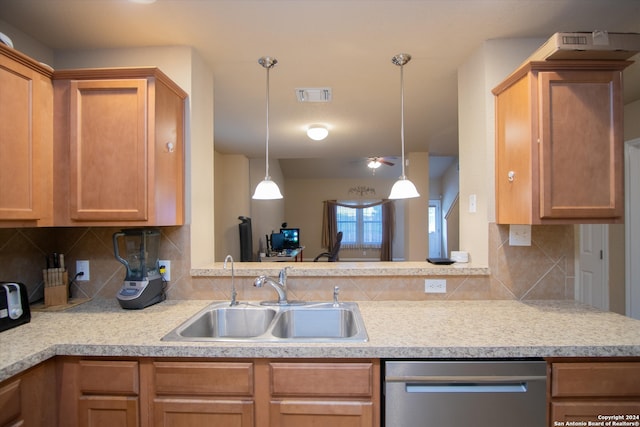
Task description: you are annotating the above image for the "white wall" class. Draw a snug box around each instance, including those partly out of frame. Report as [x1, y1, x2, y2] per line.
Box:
[625, 99, 640, 140]
[404, 152, 430, 260]
[215, 153, 251, 261]
[0, 19, 54, 66]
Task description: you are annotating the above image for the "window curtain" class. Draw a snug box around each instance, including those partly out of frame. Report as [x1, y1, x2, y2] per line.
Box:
[322, 199, 395, 261]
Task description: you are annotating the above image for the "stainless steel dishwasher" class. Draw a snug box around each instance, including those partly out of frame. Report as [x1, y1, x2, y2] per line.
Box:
[384, 360, 547, 427]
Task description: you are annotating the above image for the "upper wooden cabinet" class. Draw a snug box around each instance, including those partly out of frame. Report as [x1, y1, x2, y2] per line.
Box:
[493, 60, 631, 225]
[53, 67, 187, 226]
[0, 43, 53, 227]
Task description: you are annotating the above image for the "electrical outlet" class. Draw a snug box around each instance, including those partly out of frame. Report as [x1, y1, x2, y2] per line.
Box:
[509, 224, 531, 246]
[159, 260, 171, 281]
[425, 279, 446, 293]
[76, 260, 90, 281]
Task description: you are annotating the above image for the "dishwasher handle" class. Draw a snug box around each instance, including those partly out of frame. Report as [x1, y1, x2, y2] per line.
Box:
[406, 383, 528, 393]
[387, 375, 547, 394]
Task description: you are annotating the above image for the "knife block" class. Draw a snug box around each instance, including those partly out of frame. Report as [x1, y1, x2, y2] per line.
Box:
[43, 268, 68, 307]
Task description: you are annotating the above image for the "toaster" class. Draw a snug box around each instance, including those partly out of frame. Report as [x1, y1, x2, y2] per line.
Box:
[0, 282, 31, 333]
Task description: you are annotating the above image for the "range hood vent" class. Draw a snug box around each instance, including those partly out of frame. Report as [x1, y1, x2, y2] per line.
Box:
[528, 31, 640, 61]
[296, 87, 332, 103]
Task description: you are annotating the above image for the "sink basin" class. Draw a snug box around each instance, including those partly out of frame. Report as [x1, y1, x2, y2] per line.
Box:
[271, 307, 359, 338]
[164, 303, 276, 339]
[162, 301, 368, 342]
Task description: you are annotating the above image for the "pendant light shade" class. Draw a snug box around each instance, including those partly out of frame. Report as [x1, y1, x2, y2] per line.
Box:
[253, 56, 283, 200]
[253, 178, 283, 199]
[389, 177, 420, 199]
[389, 53, 420, 200]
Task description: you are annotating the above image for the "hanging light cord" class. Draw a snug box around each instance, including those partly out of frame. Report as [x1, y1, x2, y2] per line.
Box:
[399, 61, 406, 179]
[264, 63, 271, 179]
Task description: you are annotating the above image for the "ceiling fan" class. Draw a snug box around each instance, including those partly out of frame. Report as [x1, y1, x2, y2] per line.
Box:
[367, 156, 395, 169]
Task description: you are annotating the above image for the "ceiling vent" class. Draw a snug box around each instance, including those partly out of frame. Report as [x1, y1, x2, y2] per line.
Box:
[296, 88, 332, 103]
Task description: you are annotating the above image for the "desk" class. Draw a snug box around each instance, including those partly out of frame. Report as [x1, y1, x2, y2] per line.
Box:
[260, 247, 304, 262]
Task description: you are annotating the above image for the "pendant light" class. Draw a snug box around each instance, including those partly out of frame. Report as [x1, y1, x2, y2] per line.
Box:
[253, 56, 283, 200]
[388, 53, 420, 200]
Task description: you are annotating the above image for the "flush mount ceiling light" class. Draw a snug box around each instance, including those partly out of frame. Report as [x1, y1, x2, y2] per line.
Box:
[253, 56, 283, 200]
[307, 125, 329, 141]
[388, 53, 420, 200]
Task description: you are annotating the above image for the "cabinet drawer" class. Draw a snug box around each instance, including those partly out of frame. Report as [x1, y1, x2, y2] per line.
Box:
[79, 360, 139, 395]
[154, 361, 253, 396]
[552, 362, 640, 397]
[270, 362, 374, 397]
[551, 401, 640, 422]
[0, 379, 21, 426]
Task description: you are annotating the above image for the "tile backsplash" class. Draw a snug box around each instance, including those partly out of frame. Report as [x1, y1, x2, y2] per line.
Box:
[0, 223, 574, 304]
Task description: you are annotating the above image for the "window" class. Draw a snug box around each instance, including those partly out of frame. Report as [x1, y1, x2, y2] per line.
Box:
[336, 201, 383, 249]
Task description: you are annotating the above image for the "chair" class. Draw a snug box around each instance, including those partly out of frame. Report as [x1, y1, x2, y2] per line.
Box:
[313, 231, 343, 262]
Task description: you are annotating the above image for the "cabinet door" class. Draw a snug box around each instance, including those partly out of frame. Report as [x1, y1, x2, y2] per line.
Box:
[0, 360, 57, 427]
[269, 361, 378, 427]
[68, 78, 148, 221]
[270, 400, 374, 427]
[151, 361, 255, 426]
[79, 395, 139, 427]
[494, 69, 534, 224]
[0, 379, 22, 427]
[153, 399, 254, 427]
[551, 402, 640, 424]
[0, 51, 52, 223]
[538, 70, 623, 220]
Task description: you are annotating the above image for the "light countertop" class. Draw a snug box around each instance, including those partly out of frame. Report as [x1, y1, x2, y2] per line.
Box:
[2, 298, 640, 382]
[191, 261, 490, 277]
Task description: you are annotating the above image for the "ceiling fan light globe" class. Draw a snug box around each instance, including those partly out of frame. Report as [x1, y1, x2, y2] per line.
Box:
[252, 179, 283, 199]
[307, 125, 329, 141]
[389, 178, 420, 199]
[368, 160, 382, 169]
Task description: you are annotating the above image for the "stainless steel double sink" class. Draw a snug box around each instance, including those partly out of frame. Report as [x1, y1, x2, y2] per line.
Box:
[162, 301, 368, 342]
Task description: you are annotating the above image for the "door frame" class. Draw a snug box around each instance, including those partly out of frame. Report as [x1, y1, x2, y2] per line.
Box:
[626, 138, 640, 319]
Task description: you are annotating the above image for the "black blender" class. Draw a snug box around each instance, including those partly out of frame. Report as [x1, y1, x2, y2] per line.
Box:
[113, 228, 165, 309]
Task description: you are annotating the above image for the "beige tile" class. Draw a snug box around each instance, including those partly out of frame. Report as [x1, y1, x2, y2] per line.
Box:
[4, 222, 576, 304]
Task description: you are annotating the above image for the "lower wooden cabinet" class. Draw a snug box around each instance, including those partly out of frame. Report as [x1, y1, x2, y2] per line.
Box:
[58, 358, 140, 427]
[153, 399, 253, 426]
[57, 357, 380, 427]
[0, 359, 56, 427]
[270, 400, 374, 427]
[78, 396, 139, 427]
[268, 361, 378, 427]
[548, 359, 640, 425]
[149, 361, 255, 427]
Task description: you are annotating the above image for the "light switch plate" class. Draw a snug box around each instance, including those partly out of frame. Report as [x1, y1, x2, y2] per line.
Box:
[469, 194, 477, 213]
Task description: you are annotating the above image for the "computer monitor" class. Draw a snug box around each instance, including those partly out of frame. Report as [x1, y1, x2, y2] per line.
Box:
[280, 228, 300, 249]
[270, 233, 285, 252]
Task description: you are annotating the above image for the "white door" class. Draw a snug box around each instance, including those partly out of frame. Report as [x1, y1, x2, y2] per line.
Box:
[428, 200, 442, 258]
[626, 138, 640, 319]
[578, 224, 609, 310]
